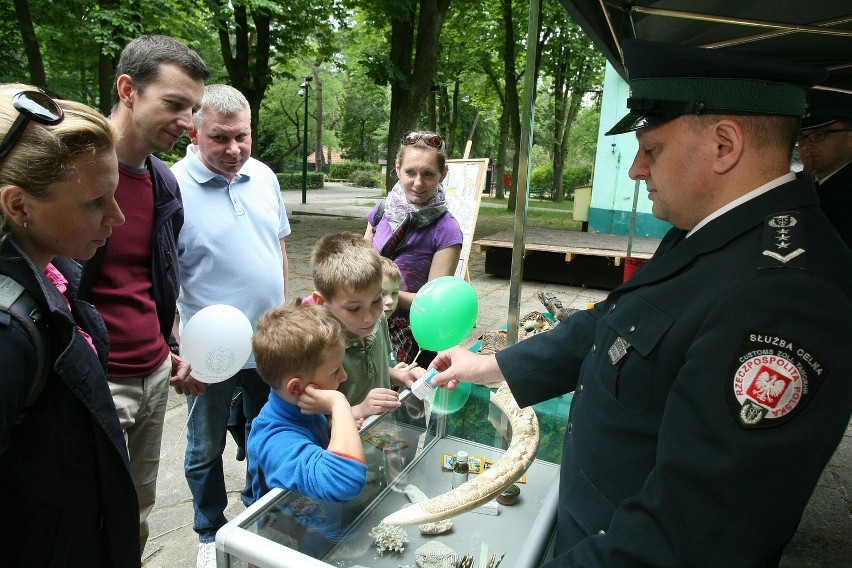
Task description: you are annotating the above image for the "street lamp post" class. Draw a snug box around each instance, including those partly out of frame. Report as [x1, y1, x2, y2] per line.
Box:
[298, 76, 313, 204]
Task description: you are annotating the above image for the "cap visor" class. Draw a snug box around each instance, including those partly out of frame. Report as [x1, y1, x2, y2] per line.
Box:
[800, 117, 838, 130]
[606, 112, 681, 136]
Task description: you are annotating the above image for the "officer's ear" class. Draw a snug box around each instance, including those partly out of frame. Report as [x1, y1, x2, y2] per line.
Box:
[711, 118, 745, 175]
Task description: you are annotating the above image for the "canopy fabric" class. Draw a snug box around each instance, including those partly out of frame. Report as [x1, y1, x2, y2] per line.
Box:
[558, 1, 852, 92]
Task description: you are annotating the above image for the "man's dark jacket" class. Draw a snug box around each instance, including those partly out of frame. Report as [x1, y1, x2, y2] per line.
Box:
[498, 175, 852, 567]
[815, 160, 852, 250]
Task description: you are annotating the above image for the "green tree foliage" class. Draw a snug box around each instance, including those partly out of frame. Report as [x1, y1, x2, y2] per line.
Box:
[352, 0, 451, 188]
[202, 0, 345, 143]
[538, 3, 603, 201]
[338, 72, 388, 163]
[3, 0, 605, 190]
[0, 2, 29, 83]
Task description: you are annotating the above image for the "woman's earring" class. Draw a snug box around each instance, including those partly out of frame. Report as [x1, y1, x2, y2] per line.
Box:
[23, 220, 29, 229]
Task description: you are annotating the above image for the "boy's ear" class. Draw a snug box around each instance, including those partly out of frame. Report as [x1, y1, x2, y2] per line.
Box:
[311, 291, 326, 306]
[286, 377, 303, 397]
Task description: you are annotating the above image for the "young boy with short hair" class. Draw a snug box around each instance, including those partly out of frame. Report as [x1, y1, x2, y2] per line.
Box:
[247, 301, 367, 502]
[311, 233, 423, 420]
[381, 256, 422, 378]
[380, 256, 402, 318]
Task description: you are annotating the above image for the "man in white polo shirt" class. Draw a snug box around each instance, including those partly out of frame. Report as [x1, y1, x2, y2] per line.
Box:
[171, 84, 290, 568]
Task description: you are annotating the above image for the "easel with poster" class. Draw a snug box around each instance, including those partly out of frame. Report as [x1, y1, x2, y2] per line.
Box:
[443, 158, 489, 280]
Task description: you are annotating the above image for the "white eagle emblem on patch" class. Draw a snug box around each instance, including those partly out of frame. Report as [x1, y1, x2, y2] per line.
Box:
[728, 333, 825, 428]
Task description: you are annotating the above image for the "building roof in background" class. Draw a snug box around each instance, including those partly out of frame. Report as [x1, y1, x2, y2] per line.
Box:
[307, 147, 344, 164]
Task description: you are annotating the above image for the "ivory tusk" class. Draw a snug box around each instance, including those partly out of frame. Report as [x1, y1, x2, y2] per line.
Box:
[381, 382, 539, 526]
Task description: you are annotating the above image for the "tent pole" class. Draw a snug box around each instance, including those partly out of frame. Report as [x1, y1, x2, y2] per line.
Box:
[507, 0, 541, 347]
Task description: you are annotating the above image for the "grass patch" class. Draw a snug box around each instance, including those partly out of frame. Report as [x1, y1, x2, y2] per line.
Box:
[481, 196, 575, 211]
[476, 204, 582, 231]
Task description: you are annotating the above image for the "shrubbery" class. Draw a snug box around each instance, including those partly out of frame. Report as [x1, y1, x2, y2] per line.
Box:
[350, 170, 384, 188]
[328, 161, 376, 180]
[529, 163, 592, 199]
[275, 172, 324, 190]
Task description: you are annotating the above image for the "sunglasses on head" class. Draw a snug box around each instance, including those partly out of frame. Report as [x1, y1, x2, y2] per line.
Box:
[401, 131, 445, 150]
[0, 90, 65, 164]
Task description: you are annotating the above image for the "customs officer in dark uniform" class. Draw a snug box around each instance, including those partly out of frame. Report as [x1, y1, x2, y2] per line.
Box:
[431, 40, 852, 567]
[798, 89, 852, 249]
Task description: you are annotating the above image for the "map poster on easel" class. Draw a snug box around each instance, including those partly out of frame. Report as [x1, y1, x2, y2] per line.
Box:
[444, 158, 489, 279]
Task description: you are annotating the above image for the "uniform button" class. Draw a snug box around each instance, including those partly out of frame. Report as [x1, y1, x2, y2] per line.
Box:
[590, 344, 596, 355]
[576, 384, 584, 396]
[608, 304, 617, 313]
[628, 324, 636, 333]
[567, 422, 573, 434]
[598, 530, 606, 535]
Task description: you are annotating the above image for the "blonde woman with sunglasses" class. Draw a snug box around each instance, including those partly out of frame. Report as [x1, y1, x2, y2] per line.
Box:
[364, 131, 462, 367]
[0, 83, 139, 567]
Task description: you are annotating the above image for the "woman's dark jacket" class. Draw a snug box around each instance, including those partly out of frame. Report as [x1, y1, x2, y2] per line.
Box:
[0, 240, 140, 567]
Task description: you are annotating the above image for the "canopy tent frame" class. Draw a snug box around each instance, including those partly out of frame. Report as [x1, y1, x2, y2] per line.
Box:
[503, 2, 852, 345]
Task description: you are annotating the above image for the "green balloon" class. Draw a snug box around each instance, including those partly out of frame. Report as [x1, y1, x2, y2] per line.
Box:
[410, 276, 479, 351]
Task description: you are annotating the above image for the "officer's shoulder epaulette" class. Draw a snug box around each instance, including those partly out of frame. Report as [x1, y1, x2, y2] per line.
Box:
[757, 212, 808, 270]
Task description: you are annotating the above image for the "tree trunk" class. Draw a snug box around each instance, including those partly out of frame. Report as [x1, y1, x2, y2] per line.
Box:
[501, 0, 521, 212]
[313, 67, 324, 173]
[96, 0, 123, 113]
[384, 0, 451, 190]
[495, 110, 509, 200]
[551, 44, 568, 202]
[216, 4, 273, 152]
[13, 0, 46, 90]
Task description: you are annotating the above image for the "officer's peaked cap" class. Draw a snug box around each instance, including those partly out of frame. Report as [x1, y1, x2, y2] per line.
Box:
[607, 39, 828, 136]
[801, 89, 852, 130]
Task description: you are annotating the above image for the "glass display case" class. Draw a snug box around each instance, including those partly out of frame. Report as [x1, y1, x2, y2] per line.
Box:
[215, 385, 571, 568]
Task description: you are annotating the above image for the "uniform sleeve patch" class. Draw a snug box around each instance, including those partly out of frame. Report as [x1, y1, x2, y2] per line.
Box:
[728, 332, 825, 429]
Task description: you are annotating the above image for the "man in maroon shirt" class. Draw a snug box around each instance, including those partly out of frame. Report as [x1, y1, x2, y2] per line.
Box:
[78, 35, 209, 555]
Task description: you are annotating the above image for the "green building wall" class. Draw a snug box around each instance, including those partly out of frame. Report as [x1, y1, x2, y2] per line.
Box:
[588, 62, 671, 239]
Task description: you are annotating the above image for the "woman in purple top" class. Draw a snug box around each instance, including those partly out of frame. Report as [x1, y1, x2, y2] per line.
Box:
[365, 131, 463, 365]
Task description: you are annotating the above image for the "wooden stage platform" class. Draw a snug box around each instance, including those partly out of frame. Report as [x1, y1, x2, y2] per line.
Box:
[474, 228, 662, 290]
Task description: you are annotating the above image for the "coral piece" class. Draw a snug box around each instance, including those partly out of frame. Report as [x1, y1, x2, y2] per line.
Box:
[415, 541, 457, 568]
[368, 523, 408, 555]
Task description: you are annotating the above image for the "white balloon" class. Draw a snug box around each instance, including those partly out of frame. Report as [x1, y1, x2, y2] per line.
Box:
[180, 304, 253, 384]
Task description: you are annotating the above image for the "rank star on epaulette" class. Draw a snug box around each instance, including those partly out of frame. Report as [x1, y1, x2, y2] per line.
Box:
[759, 213, 807, 269]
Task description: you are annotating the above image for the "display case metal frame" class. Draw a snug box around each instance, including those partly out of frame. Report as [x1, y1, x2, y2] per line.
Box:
[215, 387, 560, 568]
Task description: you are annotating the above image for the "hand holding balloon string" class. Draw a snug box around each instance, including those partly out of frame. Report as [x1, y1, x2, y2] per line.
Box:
[166, 305, 254, 454]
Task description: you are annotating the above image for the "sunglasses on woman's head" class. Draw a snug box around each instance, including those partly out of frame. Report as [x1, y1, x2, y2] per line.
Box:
[401, 131, 445, 150]
[0, 90, 65, 164]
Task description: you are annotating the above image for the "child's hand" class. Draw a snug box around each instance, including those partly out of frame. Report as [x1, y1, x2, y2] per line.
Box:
[298, 384, 346, 416]
[390, 361, 424, 389]
[353, 387, 401, 419]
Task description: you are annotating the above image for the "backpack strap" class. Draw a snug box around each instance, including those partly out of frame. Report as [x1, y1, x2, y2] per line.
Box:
[370, 199, 386, 228]
[0, 275, 49, 412]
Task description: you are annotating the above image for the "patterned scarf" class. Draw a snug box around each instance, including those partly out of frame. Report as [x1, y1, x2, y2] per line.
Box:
[380, 181, 448, 258]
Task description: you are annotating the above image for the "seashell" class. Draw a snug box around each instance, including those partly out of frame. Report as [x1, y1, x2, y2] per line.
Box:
[419, 518, 454, 535]
[415, 541, 457, 568]
[405, 484, 455, 534]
